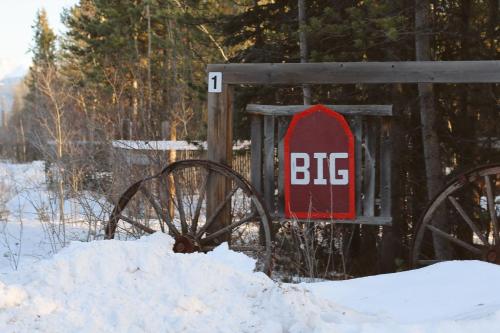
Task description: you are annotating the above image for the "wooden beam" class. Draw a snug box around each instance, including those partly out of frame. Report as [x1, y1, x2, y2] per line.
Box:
[246, 104, 392, 117]
[208, 61, 500, 84]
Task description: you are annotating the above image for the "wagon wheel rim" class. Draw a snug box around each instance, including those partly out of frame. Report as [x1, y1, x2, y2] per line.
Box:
[411, 163, 500, 267]
[106, 159, 273, 275]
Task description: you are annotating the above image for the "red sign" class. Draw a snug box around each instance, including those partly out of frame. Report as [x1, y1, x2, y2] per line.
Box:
[284, 105, 355, 219]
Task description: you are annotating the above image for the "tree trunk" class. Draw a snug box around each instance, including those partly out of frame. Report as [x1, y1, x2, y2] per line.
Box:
[19, 118, 27, 162]
[146, 4, 153, 134]
[55, 105, 66, 246]
[298, 0, 312, 105]
[415, 0, 451, 259]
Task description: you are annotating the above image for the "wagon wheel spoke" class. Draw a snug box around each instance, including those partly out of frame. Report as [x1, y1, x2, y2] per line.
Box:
[191, 170, 209, 235]
[484, 175, 499, 245]
[139, 186, 180, 236]
[201, 213, 257, 244]
[117, 214, 156, 234]
[412, 164, 500, 267]
[196, 186, 238, 239]
[448, 196, 488, 245]
[139, 187, 165, 233]
[172, 174, 189, 234]
[163, 175, 191, 234]
[426, 224, 482, 255]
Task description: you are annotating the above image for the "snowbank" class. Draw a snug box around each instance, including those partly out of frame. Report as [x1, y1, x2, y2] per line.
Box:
[0, 234, 366, 333]
[1, 161, 500, 332]
[112, 140, 251, 151]
[1, 233, 499, 332]
[306, 260, 500, 332]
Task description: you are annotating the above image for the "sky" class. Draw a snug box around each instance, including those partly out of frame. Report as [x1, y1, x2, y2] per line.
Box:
[0, 0, 79, 76]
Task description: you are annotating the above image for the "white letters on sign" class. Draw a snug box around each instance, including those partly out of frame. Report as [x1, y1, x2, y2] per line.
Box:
[291, 153, 310, 185]
[291, 152, 349, 185]
[329, 153, 348, 185]
[313, 153, 327, 185]
[208, 72, 222, 93]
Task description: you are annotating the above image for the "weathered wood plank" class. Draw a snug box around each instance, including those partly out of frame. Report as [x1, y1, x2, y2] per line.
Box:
[363, 119, 377, 217]
[207, 85, 233, 234]
[276, 216, 392, 226]
[263, 116, 276, 214]
[380, 118, 392, 218]
[352, 117, 363, 217]
[208, 61, 500, 84]
[207, 85, 234, 165]
[247, 104, 393, 117]
[277, 117, 291, 215]
[250, 115, 263, 195]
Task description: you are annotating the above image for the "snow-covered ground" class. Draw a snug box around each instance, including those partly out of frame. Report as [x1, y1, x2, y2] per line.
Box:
[1, 161, 500, 332]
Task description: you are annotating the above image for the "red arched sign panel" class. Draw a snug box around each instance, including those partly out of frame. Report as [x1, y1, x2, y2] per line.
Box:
[284, 105, 355, 219]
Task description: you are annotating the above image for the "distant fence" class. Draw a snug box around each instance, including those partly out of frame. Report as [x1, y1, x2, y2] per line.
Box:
[110, 140, 251, 197]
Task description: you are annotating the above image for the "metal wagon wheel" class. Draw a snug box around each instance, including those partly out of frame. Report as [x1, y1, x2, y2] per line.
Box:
[105, 159, 273, 274]
[411, 163, 500, 267]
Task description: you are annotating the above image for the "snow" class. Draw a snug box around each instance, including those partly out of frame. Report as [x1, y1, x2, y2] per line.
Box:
[112, 140, 250, 151]
[1, 160, 500, 332]
[306, 261, 500, 326]
[0, 233, 365, 332]
[0, 161, 107, 271]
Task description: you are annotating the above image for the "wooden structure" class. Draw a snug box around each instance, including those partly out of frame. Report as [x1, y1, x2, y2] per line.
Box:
[104, 61, 499, 273]
[206, 61, 500, 225]
[247, 104, 392, 225]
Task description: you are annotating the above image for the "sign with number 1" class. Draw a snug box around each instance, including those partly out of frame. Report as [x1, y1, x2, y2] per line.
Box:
[208, 72, 222, 93]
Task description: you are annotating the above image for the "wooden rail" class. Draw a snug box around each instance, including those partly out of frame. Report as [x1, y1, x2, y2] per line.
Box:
[208, 61, 500, 84]
[246, 104, 392, 117]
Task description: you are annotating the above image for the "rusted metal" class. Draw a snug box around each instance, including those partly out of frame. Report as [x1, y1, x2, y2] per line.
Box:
[485, 246, 500, 264]
[173, 235, 199, 253]
[411, 163, 500, 267]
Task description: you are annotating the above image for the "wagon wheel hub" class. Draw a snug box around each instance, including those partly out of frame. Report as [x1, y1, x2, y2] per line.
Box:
[173, 235, 199, 254]
[484, 245, 500, 265]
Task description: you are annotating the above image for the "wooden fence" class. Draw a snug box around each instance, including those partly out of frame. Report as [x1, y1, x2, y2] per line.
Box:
[110, 141, 251, 197]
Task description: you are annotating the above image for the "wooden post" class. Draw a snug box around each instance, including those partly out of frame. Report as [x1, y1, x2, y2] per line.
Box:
[277, 117, 290, 215]
[263, 115, 276, 215]
[207, 85, 233, 164]
[380, 118, 392, 217]
[250, 115, 263, 195]
[122, 119, 132, 140]
[207, 85, 234, 234]
[352, 116, 363, 217]
[161, 121, 170, 140]
[363, 119, 377, 217]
